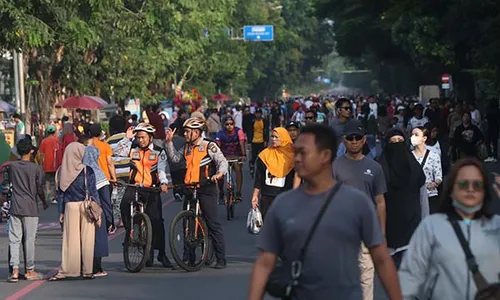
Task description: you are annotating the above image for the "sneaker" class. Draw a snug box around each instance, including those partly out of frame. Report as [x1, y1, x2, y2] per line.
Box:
[51, 199, 58, 205]
[214, 259, 227, 269]
[484, 157, 494, 162]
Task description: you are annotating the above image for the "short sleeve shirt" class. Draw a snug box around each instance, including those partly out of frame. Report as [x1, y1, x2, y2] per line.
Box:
[215, 128, 245, 157]
[39, 136, 59, 172]
[333, 155, 387, 203]
[93, 138, 113, 180]
[258, 185, 384, 299]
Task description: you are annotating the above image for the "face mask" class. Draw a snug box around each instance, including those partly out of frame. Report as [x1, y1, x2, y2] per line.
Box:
[410, 135, 423, 146]
[452, 199, 483, 215]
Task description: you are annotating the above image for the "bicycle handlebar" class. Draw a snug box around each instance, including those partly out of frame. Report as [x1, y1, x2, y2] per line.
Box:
[226, 156, 244, 164]
[170, 180, 213, 190]
[115, 181, 162, 192]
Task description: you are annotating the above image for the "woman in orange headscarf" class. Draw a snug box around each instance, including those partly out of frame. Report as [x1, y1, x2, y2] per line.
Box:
[251, 127, 295, 217]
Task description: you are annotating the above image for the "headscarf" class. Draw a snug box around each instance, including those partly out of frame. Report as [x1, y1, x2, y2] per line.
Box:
[58, 142, 85, 192]
[258, 127, 294, 177]
[82, 145, 107, 186]
[0, 133, 12, 165]
[380, 128, 425, 189]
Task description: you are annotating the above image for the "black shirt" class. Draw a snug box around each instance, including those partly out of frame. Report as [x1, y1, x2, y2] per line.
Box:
[254, 157, 295, 197]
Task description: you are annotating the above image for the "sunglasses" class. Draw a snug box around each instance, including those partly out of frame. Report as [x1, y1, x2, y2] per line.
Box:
[225, 123, 234, 126]
[456, 179, 484, 191]
[341, 106, 353, 111]
[345, 135, 363, 141]
[305, 116, 315, 120]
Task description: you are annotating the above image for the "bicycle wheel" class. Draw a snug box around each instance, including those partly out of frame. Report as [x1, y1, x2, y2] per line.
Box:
[169, 210, 210, 272]
[123, 212, 152, 273]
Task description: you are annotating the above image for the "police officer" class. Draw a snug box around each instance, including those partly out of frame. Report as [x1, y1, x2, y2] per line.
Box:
[116, 123, 174, 269]
[165, 117, 229, 269]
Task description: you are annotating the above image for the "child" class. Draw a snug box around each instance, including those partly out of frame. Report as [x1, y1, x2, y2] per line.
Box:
[7, 139, 48, 282]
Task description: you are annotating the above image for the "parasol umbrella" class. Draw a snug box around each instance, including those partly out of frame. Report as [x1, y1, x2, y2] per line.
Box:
[0, 100, 16, 113]
[211, 93, 231, 102]
[56, 95, 106, 109]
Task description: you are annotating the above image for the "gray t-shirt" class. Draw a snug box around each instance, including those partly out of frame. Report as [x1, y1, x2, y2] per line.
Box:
[258, 184, 384, 300]
[333, 155, 387, 203]
[9, 160, 44, 217]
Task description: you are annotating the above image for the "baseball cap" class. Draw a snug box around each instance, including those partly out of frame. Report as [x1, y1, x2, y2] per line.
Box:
[89, 123, 102, 138]
[286, 121, 300, 129]
[255, 108, 263, 114]
[46, 125, 56, 133]
[344, 120, 365, 137]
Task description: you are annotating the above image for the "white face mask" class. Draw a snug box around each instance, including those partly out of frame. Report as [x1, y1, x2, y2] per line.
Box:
[410, 135, 423, 146]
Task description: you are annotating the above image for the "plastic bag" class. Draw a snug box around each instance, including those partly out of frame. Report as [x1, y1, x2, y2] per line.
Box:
[247, 207, 263, 235]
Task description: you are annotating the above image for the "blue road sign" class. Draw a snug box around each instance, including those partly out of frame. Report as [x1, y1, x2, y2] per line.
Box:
[243, 25, 274, 41]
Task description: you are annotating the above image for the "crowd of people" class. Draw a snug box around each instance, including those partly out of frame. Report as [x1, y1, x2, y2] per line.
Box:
[1, 94, 499, 300]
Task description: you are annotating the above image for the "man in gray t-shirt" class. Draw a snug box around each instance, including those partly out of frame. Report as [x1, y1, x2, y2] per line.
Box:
[247, 124, 402, 300]
[332, 121, 387, 300]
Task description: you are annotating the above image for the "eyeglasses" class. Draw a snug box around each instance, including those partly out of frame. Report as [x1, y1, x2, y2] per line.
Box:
[456, 179, 484, 191]
[341, 106, 353, 111]
[225, 123, 234, 126]
[345, 135, 363, 141]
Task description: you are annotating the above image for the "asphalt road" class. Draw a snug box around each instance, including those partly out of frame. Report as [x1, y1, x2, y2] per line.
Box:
[1, 160, 500, 300]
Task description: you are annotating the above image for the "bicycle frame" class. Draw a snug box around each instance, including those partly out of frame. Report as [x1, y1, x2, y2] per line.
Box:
[185, 187, 203, 237]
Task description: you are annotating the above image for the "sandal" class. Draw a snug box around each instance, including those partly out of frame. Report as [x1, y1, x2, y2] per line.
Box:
[82, 274, 95, 280]
[48, 273, 66, 281]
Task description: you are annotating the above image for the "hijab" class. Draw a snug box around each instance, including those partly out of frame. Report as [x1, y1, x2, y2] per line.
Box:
[58, 142, 85, 192]
[258, 127, 294, 177]
[380, 128, 425, 189]
[82, 145, 107, 185]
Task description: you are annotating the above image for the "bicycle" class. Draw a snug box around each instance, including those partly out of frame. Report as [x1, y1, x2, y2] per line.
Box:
[169, 180, 214, 272]
[116, 181, 160, 273]
[225, 156, 243, 221]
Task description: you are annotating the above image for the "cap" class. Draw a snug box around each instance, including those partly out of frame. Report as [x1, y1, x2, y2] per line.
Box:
[344, 120, 365, 137]
[46, 125, 56, 133]
[255, 108, 263, 114]
[286, 121, 300, 129]
[89, 123, 102, 138]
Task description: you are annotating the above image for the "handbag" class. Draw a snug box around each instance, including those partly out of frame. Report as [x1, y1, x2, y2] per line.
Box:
[83, 168, 102, 226]
[448, 218, 500, 300]
[265, 183, 342, 299]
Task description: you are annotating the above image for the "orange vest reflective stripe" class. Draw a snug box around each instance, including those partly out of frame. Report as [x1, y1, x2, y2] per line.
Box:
[129, 147, 160, 187]
[184, 140, 214, 184]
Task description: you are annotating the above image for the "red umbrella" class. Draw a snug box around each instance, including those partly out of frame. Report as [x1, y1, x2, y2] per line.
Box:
[211, 93, 231, 101]
[56, 95, 106, 109]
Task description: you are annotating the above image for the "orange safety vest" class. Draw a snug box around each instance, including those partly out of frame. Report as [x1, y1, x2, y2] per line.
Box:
[129, 145, 162, 187]
[184, 139, 216, 184]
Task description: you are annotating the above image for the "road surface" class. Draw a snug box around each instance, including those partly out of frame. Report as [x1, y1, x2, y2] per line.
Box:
[1, 160, 500, 300]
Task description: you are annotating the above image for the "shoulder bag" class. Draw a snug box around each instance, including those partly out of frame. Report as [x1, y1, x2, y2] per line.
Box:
[265, 182, 342, 299]
[420, 150, 430, 167]
[448, 218, 500, 300]
[83, 168, 103, 226]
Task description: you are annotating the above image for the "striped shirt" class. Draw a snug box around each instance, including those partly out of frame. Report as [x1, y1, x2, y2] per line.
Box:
[106, 133, 131, 179]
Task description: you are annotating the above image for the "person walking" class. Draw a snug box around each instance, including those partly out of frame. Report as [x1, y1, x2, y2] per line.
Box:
[251, 127, 295, 218]
[7, 139, 48, 282]
[38, 125, 60, 204]
[49, 142, 100, 281]
[82, 140, 113, 277]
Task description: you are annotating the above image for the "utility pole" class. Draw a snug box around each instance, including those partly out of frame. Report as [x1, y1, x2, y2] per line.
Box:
[13, 51, 20, 112]
[13, 51, 25, 114]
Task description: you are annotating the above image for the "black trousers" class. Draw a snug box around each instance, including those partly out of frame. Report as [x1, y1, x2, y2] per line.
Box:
[251, 143, 265, 169]
[120, 187, 167, 255]
[260, 194, 276, 219]
[170, 169, 187, 198]
[487, 130, 499, 158]
[429, 195, 440, 214]
[184, 184, 225, 261]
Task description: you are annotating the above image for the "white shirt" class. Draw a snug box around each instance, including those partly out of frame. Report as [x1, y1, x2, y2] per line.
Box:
[426, 141, 441, 157]
[412, 149, 442, 197]
[234, 110, 243, 129]
[369, 102, 378, 118]
[407, 116, 429, 132]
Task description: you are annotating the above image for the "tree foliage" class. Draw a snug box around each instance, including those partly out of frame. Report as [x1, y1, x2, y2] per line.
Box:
[0, 0, 333, 121]
[316, 0, 500, 99]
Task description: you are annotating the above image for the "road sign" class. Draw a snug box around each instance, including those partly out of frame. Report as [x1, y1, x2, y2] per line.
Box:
[243, 25, 274, 41]
[442, 83, 450, 89]
[441, 74, 450, 83]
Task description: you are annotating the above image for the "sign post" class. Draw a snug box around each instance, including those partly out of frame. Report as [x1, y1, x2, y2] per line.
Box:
[243, 25, 274, 41]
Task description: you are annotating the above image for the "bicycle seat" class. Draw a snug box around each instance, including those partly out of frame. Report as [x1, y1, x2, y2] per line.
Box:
[226, 156, 241, 164]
